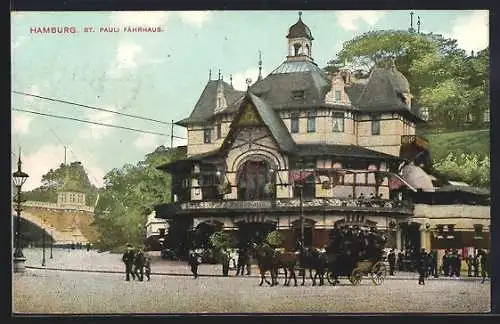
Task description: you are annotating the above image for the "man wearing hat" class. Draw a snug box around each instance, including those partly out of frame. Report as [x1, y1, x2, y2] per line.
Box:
[122, 244, 136, 281]
[387, 249, 396, 276]
[417, 248, 428, 285]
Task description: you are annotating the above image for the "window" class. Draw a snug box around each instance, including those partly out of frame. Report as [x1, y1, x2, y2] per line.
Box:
[334, 90, 341, 102]
[293, 90, 305, 100]
[436, 224, 444, 238]
[293, 173, 316, 199]
[291, 114, 299, 133]
[371, 114, 381, 135]
[446, 224, 455, 239]
[307, 112, 316, 133]
[474, 224, 484, 239]
[484, 109, 490, 122]
[203, 128, 212, 144]
[216, 124, 222, 139]
[332, 112, 344, 132]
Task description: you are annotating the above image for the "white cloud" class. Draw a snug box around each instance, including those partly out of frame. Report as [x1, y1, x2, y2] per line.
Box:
[336, 11, 386, 31]
[109, 11, 170, 27]
[79, 109, 117, 140]
[450, 11, 489, 53]
[17, 144, 107, 190]
[231, 68, 268, 91]
[12, 113, 33, 135]
[106, 41, 143, 78]
[177, 11, 212, 28]
[134, 133, 161, 150]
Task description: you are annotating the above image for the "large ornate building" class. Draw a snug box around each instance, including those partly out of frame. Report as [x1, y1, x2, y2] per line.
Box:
[155, 14, 490, 256]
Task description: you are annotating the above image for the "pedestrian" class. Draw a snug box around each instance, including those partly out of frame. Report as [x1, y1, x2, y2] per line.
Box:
[134, 248, 145, 281]
[245, 248, 252, 275]
[397, 250, 404, 271]
[473, 253, 480, 277]
[456, 250, 462, 277]
[188, 249, 201, 279]
[122, 244, 136, 281]
[417, 248, 427, 285]
[429, 250, 438, 278]
[442, 250, 449, 276]
[221, 248, 230, 277]
[467, 254, 474, 277]
[144, 255, 151, 281]
[388, 249, 396, 276]
[235, 248, 247, 276]
[478, 249, 489, 284]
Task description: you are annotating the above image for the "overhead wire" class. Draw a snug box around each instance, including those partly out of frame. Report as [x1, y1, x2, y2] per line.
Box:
[12, 90, 176, 126]
[12, 108, 186, 139]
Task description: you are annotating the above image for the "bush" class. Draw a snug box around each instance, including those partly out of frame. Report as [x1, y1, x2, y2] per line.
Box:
[433, 152, 490, 188]
[209, 231, 234, 250]
[266, 230, 284, 247]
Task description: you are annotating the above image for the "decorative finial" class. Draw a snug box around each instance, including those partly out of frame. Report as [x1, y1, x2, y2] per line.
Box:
[299, 11, 302, 20]
[18, 146, 22, 170]
[245, 78, 252, 91]
[218, 69, 221, 80]
[408, 11, 415, 33]
[258, 50, 263, 81]
[417, 16, 421, 33]
[209, 69, 212, 80]
[230, 74, 233, 87]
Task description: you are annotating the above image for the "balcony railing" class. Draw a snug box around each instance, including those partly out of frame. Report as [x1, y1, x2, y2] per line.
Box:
[401, 135, 429, 149]
[155, 197, 413, 217]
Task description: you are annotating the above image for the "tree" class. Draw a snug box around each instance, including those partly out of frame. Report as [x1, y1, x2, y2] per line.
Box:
[433, 152, 489, 188]
[266, 230, 284, 248]
[92, 145, 185, 250]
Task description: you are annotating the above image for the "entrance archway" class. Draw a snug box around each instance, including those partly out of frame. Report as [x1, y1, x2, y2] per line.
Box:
[236, 221, 276, 247]
[399, 222, 421, 253]
[194, 220, 223, 249]
[237, 160, 274, 200]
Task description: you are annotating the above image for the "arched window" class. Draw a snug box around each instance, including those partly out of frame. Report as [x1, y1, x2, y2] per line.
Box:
[305, 44, 310, 56]
[293, 43, 302, 56]
[237, 160, 274, 200]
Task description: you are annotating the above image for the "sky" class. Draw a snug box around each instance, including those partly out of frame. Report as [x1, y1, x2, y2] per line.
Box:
[11, 10, 489, 191]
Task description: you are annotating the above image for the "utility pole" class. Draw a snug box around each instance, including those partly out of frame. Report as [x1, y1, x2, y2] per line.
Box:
[64, 146, 67, 165]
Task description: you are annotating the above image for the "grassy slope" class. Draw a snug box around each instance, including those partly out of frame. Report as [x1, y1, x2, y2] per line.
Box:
[424, 129, 490, 161]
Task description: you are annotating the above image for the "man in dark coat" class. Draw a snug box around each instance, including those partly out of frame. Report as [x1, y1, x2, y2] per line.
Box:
[188, 249, 201, 279]
[429, 250, 438, 278]
[442, 250, 450, 276]
[134, 248, 145, 281]
[467, 254, 474, 277]
[473, 253, 480, 277]
[122, 244, 136, 281]
[478, 249, 489, 284]
[144, 255, 152, 281]
[417, 248, 428, 285]
[397, 251, 404, 271]
[388, 249, 396, 276]
[235, 248, 247, 276]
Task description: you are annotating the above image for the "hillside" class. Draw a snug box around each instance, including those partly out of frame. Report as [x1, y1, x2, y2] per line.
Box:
[424, 129, 490, 162]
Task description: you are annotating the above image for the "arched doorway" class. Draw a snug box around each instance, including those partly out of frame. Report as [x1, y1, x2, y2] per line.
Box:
[236, 221, 276, 248]
[194, 220, 223, 249]
[237, 160, 274, 200]
[400, 222, 421, 253]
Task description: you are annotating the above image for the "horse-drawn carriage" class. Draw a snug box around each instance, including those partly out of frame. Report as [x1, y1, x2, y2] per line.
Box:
[326, 257, 387, 286]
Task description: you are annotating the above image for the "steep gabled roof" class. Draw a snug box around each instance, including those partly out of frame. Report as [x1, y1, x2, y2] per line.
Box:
[221, 93, 296, 153]
[176, 79, 244, 126]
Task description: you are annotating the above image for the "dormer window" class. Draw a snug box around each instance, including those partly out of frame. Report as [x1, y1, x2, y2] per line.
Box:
[293, 90, 305, 100]
[334, 90, 341, 102]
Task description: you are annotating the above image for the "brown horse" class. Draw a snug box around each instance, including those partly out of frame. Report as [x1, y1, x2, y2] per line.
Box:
[274, 250, 299, 286]
[252, 243, 279, 286]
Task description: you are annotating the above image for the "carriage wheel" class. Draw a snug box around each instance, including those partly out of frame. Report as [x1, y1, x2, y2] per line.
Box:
[326, 271, 337, 285]
[370, 261, 387, 285]
[349, 268, 362, 286]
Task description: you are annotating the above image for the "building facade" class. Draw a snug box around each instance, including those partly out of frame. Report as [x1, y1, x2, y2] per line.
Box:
[155, 14, 490, 255]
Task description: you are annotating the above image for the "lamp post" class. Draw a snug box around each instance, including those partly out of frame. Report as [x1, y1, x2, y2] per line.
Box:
[50, 228, 53, 259]
[297, 159, 304, 250]
[42, 218, 46, 266]
[13, 149, 29, 273]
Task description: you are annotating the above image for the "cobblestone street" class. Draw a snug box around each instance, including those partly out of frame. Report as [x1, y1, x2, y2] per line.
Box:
[13, 248, 491, 314]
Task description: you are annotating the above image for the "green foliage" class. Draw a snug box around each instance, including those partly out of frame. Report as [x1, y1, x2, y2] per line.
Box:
[325, 30, 489, 131]
[426, 130, 490, 162]
[209, 231, 234, 250]
[433, 152, 489, 188]
[266, 230, 284, 247]
[93, 145, 185, 250]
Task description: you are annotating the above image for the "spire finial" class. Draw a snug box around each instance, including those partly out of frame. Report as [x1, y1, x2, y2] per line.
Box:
[408, 11, 415, 33]
[230, 74, 233, 87]
[209, 69, 212, 80]
[17, 146, 22, 171]
[218, 69, 221, 80]
[258, 50, 263, 81]
[417, 16, 421, 33]
[298, 11, 302, 20]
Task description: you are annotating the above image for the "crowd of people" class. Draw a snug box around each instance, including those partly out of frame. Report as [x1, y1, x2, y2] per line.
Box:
[121, 244, 152, 282]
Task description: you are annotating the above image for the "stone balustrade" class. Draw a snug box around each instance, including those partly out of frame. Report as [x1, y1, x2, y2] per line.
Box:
[19, 200, 94, 212]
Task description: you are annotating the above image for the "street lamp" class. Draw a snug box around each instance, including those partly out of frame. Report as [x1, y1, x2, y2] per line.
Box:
[13, 150, 29, 273]
[50, 228, 53, 259]
[42, 218, 46, 266]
